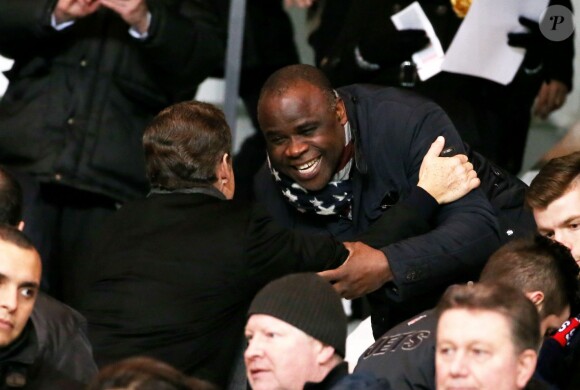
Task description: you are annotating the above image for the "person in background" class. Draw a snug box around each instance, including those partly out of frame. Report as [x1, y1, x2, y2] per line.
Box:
[245, 273, 390, 389]
[0, 0, 225, 306]
[0, 165, 97, 388]
[435, 282, 542, 390]
[527, 151, 580, 389]
[88, 356, 212, 390]
[354, 235, 577, 390]
[0, 225, 97, 389]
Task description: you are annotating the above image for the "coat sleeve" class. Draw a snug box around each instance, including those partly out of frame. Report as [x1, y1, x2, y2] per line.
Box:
[371, 101, 501, 302]
[243, 204, 349, 292]
[0, 0, 225, 100]
[139, 0, 225, 97]
[32, 293, 98, 384]
[0, 0, 60, 57]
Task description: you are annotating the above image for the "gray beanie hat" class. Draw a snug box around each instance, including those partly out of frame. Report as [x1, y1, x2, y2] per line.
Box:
[248, 273, 347, 357]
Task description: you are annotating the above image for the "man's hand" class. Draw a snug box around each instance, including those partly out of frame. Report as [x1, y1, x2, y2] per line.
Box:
[318, 242, 392, 299]
[100, 0, 150, 34]
[54, 0, 101, 24]
[533, 80, 568, 120]
[284, 0, 317, 8]
[417, 136, 480, 204]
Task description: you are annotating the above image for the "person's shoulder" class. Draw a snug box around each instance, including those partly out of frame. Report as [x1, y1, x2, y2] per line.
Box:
[339, 84, 436, 108]
[32, 293, 86, 332]
[333, 372, 392, 390]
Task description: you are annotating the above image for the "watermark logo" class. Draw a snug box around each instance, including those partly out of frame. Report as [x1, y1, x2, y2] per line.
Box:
[539, 5, 575, 41]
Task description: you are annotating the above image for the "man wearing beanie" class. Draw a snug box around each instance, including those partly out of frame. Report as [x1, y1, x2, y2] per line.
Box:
[244, 273, 390, 389]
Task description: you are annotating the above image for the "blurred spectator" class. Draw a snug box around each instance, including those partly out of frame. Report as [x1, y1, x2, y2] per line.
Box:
[0, 0, 225, 305]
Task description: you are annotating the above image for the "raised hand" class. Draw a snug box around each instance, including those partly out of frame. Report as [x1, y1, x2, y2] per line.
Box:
[417, 136, 480, 204]
[533, 80, 568, 120]
[100, 0, 150, 34]
[284, 0, 317, 8]
[54, 0, 101, 24]
[318, 241, 392, 299]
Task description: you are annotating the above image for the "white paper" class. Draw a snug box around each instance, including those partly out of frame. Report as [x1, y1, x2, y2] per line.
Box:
[391, 2, 445, 81]
[441, 0, 550, 85]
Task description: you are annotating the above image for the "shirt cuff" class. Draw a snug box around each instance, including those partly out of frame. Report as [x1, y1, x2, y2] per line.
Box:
[128, 12, 152, 40]
[51, 13, 75, 30]
[401, 186, 439, 221]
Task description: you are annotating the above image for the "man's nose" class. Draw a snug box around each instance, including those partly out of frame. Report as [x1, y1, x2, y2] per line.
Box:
[285, 136, 308, 158]
[0, 286, 17, 313]
[244, 337, 264, 360]
[448, 352, 469, 377]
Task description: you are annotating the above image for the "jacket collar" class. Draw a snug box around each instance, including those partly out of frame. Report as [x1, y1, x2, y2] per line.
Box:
[148, 186, 226, 200]
[338, 88, 368, 176]
[303, 362, 349, 390]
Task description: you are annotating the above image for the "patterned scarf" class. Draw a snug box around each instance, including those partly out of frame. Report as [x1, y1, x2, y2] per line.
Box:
[268, 123, 354, 218]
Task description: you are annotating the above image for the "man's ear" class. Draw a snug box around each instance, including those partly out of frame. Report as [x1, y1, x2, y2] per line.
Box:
[315, 343, 337, 366]
[516, 349, 537, 389]
[525, 291, 544, 312]
[336, 97, 348, 126]
[216, 153, 235, 200]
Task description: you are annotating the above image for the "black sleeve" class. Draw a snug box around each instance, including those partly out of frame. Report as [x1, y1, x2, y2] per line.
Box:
[243, 204, 349, 290]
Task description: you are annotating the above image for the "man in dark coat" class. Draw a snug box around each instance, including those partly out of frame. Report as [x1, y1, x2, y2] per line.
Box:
[0, 166, 97, 389]
[254, 64, 501, 336]
[0, 225, 97, 389]
[0, 0, 225, 305]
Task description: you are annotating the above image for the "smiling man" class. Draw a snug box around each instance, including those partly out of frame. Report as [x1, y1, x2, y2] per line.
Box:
[254, 64, 501, 335]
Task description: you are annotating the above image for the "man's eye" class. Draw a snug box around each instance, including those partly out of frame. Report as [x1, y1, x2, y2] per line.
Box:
[268, 136, 285, 145]
[544, 232, 555, 239]
[569, 223, 579, 231]
[438, 347, 454, 357]
[471, 348, 490, 360]
[20, 288, 36, 299]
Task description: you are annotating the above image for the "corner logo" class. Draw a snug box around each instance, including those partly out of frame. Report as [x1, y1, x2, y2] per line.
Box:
[539, 5, 575, 41]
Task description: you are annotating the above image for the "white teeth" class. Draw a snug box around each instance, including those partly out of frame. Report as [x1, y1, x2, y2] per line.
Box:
[296, 157, 321, 175]
[298, 158, 320, 171]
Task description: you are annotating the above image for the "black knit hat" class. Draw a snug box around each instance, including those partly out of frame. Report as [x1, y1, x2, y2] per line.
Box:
[248, 273, 347, 357]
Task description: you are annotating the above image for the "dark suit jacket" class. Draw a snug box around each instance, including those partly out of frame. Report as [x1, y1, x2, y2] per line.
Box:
[79, 189, 348, 387]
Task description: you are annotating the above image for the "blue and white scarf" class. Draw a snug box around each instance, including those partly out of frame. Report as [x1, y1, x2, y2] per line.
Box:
[269, 123, 354, 219]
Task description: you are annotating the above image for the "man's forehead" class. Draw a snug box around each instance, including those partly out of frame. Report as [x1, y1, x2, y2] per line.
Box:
[0, 241, 41, 282]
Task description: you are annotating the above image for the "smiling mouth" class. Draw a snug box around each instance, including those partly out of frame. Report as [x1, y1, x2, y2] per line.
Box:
[294, 157, 321, 176]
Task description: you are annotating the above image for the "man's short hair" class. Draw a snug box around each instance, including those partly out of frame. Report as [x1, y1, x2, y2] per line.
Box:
[480, 236, 579, 318]
[527, 151, 580, 210]
[0, 166, 22, 226]
[0, 224, 34, 251]
[88, 356, 209, 390]
[258, 64, 337, 113]
[436, 283, 541, 353]
[143, 101, 232, 190]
